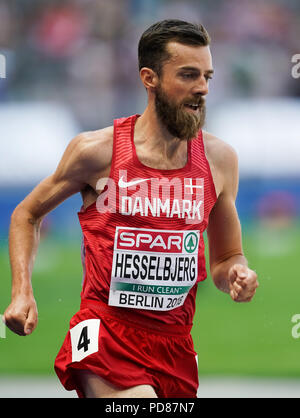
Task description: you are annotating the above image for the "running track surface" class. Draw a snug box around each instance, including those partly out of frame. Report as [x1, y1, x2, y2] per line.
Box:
[0, 377, 300, 398]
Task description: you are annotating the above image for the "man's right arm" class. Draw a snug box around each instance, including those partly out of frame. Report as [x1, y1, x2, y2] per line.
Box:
[4, 130, 110, 336]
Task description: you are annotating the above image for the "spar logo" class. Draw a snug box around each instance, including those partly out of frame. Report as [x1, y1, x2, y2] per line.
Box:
[116, 228, 200, 255]
[184, 232, 198, 253]
[116, 228, 184, 253]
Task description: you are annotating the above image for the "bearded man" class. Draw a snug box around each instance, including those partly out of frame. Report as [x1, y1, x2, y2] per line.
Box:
[4, 19, 258, 398]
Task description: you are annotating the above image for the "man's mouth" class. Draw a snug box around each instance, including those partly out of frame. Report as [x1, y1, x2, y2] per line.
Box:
[184, 103, 201, 112]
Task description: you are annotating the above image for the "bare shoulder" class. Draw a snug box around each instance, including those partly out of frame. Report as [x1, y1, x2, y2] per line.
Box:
[72, 126, 114, 170]
[202, 131, 239, 197]
[53, 125, 114, 188]
[202, 131, 238, 168]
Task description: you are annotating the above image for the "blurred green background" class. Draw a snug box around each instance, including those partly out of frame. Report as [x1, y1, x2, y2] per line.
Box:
[1, 0, 300, 385]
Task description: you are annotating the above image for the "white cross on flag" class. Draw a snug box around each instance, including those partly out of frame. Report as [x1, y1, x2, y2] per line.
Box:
[184, 178, 204, 195]
[183, 178, 204, 225]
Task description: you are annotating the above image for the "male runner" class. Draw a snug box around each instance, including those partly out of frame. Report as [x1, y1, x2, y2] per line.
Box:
[4, 20, 258, 398]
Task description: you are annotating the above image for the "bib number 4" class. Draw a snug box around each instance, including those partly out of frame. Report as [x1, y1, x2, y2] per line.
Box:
[70, 319, 101, 362]
[77, 326, 90, 352]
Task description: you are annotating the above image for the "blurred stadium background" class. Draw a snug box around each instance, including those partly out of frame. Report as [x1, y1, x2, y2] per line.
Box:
[1, 0, 300, 398]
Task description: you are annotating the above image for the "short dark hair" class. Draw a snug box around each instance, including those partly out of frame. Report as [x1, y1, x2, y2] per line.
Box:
[138, 19, 211, 76]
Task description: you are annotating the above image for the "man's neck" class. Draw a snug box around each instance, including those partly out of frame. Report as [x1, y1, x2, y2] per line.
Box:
[134, 104, 186, 160]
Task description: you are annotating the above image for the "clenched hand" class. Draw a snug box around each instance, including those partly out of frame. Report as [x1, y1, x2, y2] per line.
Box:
[229, 264, 259, 302]
[3, 295, 38, 336]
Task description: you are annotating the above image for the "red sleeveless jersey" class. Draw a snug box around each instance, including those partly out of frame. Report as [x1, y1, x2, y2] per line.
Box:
[78, 114, 217, 326]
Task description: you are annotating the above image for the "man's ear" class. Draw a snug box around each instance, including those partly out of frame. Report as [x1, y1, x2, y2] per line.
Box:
[139, 67, 159, 90]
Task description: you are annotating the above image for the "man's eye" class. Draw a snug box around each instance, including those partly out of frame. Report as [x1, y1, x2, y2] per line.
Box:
[182, 73, 195, 79]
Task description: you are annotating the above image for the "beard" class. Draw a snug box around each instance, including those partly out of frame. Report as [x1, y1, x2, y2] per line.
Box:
[154, 84, 206, 141]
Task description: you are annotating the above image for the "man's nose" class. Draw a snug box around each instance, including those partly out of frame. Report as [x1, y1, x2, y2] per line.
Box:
[192, 76, 209, 96]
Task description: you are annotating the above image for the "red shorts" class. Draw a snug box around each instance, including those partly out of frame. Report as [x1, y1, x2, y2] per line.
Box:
[54, 299, 199, 398]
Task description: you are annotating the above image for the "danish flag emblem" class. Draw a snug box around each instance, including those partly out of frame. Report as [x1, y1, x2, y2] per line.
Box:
[184, 178, 204, 195]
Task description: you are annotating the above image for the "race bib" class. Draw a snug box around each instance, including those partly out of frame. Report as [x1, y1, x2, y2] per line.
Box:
[108, 227, 199, 311]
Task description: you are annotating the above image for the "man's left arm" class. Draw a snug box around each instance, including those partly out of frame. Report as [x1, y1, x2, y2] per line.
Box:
[207, 145, 259, 302]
